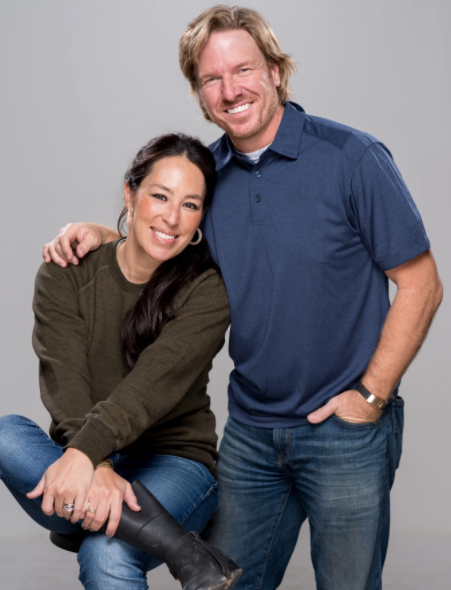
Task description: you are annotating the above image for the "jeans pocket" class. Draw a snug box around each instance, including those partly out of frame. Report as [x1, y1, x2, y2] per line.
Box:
[331, 415, 378, 428]
[391, 396, 405, 469]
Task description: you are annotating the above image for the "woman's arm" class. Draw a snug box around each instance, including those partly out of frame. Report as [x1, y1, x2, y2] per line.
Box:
[43, 223, 119, 267]
[33, 261, 96, 445]
[31, 260, 140, 524]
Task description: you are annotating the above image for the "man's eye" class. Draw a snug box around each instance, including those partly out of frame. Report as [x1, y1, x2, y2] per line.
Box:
[204, 77, 217, 85]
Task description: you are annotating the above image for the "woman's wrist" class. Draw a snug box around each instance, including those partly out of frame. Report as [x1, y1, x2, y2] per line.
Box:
[95, 458, 114, 470]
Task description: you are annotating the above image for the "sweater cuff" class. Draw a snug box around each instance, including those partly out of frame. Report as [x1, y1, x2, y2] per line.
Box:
[66, 417, 117, 467]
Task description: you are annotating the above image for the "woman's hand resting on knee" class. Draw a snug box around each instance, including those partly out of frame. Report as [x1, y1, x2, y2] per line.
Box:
[26, 448, 95, 523]
[81, 468, 141, 537]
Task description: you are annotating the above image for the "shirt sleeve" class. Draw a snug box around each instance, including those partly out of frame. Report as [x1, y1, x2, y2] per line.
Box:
[32, 262, 94, 447]
[350, 142, 430, 271]
[67, 271, 230, 466]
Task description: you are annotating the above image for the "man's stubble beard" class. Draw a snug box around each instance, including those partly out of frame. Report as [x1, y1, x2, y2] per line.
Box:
[204, 91, 281, 142]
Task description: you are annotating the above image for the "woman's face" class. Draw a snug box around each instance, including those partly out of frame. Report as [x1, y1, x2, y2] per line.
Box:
[125, 156, 206, 264]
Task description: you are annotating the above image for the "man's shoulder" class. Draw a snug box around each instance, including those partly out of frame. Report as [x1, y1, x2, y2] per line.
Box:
[208, 134, 228, 161]
[303, 113, 389, 166]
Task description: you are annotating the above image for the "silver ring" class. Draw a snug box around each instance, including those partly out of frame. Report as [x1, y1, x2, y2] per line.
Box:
[63, 503, 75, 513]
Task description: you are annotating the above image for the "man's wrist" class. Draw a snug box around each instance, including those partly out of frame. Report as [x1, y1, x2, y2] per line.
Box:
[101, 225, 120, 244]
[355, 382, 387, 411]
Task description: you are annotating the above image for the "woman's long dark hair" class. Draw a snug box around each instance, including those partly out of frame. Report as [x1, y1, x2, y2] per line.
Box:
[119, 133, 218, 369]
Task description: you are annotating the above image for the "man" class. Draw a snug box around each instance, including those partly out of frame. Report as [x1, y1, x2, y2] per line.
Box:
[44, 6, 443, 589]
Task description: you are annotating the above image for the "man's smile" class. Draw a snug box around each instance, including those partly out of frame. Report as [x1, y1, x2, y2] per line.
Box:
[225, 102, 253, 115]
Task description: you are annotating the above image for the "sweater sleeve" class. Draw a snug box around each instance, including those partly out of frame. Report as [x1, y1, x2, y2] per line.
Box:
[32, 261, 94, 447]
[67, 271, 230, 466]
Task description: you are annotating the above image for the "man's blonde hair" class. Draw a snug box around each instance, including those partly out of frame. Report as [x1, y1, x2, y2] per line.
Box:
[179, 5, 297, 121]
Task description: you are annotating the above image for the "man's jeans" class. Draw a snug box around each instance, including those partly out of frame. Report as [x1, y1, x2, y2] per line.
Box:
[0, 415, 219, 590]
[204, 398, 404, 590]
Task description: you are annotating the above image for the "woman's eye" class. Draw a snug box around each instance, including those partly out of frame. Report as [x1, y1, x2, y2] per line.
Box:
[152, 193, 167, 201]
[184, 202, 200, 210]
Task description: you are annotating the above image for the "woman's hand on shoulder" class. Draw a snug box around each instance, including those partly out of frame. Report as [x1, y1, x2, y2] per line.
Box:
[26, 447, 95, 523]
[81, 467, 141, 537]
[43, 223, 119, 268]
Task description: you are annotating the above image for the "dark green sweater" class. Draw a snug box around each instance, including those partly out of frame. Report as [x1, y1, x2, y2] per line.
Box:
[32, 240, 230, 478]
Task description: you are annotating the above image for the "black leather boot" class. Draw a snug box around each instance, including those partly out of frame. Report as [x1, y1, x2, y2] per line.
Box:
[50, 480, 242, 590]
[115, 480, 242, 590]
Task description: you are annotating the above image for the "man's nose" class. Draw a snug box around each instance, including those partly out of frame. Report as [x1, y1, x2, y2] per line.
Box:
[222, 75, 241, 103]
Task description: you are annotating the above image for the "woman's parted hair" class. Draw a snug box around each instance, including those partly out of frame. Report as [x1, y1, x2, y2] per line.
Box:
[119, 133, 218, 369]
[179, 5, 297, 121]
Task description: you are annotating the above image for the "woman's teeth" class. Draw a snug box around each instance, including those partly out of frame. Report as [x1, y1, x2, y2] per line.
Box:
[153, 229, 175, 240]
[228, 103, 251, 114]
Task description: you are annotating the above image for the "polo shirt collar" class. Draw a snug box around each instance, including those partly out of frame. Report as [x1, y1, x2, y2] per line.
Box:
[212, 101, 306, 171]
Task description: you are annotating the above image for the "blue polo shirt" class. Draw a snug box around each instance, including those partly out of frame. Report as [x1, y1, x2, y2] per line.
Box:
[203, 102, 430, 428]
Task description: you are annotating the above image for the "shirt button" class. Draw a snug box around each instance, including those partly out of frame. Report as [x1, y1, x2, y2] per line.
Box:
[255, 170, 261, 177]
[255, 195, 261, 202]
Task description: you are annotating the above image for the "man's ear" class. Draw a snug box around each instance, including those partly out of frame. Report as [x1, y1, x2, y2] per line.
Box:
[270, 62, 281, 88]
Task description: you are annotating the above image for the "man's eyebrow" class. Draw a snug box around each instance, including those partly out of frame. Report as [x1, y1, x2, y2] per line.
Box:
[199, 61, 254, 81]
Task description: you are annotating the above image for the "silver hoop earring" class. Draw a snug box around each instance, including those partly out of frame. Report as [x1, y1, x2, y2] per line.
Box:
[190, 228, 202, 246]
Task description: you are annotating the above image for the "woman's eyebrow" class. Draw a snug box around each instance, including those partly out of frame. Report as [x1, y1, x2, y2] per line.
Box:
[150, 184, 203, 201]
[149, 183, 173, 194]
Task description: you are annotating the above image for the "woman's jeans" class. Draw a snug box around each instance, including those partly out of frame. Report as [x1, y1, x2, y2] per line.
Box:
[0, 415, 219, 590]
[204, 398, 404, 590]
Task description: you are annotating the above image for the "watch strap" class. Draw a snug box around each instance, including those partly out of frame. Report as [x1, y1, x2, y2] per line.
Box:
[355, 382, 387, 410]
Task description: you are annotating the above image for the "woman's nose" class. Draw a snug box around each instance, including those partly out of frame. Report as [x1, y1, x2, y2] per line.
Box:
[162, 204, 179, 226]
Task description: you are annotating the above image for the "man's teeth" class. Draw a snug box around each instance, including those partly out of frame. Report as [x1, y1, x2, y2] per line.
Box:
[228, 103, 251, 114]
[153, 229, 175, 240]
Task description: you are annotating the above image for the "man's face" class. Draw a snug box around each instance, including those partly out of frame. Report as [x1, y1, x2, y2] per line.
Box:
[197, 29, 281, 143]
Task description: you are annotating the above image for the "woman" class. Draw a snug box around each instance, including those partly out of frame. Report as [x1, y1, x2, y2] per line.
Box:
[0, 133, 240, 590]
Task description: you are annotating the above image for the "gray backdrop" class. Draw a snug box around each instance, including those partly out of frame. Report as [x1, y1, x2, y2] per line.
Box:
[0, 0, 449, 547]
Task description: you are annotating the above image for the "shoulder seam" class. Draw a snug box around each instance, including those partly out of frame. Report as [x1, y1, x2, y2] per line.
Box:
[302, 127, 379, 169]
[350, 142, 384, 185]
[78, 265, 109, 294]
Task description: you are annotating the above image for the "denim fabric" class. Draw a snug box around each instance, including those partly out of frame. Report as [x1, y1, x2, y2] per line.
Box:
[0, 415, 219, 590]
[204, 398, 404, 590]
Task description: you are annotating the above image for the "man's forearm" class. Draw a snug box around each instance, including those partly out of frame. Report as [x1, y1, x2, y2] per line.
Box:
[362, 261, 443, 400]
[96, 224, 120, 244]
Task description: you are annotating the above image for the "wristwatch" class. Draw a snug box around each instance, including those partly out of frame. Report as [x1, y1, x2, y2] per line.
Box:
[355, 382, 387, 411]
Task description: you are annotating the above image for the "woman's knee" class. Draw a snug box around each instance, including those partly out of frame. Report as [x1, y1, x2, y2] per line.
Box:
[78, 533, 151, 590]
[0, 415, 61, 488]
[0, 415, 32, 476]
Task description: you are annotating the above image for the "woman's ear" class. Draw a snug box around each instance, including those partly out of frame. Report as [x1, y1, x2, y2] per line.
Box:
[124, 182, 133, 209]
[124, 183, 134, 226]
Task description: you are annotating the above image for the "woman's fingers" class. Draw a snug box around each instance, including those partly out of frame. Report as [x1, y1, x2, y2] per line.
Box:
[26, 476, 45, 500]
[123, 483, 141, 512]
[88, 501, 110, 533]
[41, 486, 56, 517]
[81, 500, 99, 530]
[104, 494, 124, 537]
[71, 491, 88, 524]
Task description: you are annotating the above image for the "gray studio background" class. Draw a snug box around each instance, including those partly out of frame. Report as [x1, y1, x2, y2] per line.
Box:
[0, 1, 450, 588]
